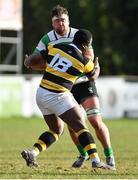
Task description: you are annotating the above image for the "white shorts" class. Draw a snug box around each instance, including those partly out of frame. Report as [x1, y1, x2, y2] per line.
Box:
[36, 87, 78, 116]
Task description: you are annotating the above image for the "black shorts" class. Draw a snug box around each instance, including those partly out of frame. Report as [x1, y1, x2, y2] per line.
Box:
[71, 81, 98, 104]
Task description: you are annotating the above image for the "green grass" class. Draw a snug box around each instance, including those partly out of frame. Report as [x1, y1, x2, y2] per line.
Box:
[0, 117, 138, 179]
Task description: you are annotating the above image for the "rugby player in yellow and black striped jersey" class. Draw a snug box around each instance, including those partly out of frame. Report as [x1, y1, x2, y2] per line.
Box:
[39, 42, 94, 93]
[22, 29, 113, 169]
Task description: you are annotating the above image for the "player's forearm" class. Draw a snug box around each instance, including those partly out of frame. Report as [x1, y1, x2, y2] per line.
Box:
[24, 53, 41, 66]
[90, 66, 100, 80]
[91, 57, 100, 80]
[88, 64, 100, 81]
[24, 53, 46, 71]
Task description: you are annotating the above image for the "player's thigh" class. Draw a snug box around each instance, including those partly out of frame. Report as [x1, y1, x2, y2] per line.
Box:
[43, 114, 64, 135]
[81, 81, 100, 108]
[81, 95, 100, 109]
[60, 105, 87, 132]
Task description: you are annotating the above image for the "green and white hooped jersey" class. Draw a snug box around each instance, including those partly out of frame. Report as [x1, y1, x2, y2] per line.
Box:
[34, 27, 78, 52]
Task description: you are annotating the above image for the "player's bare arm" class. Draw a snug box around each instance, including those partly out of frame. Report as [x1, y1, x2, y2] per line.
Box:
[82, 48, 100, 81]
[24, 53, 46, 71]
[91, 57, 100, 80]
[86, 57, 100, 81]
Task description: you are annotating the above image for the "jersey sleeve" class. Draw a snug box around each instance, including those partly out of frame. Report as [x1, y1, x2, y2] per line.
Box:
[34, 34, 50, 53]
[40, 47, 49, 60]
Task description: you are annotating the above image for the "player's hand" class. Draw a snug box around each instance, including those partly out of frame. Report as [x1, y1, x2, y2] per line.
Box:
[24, 54, 30, 68]
[94, 57, 100, 69]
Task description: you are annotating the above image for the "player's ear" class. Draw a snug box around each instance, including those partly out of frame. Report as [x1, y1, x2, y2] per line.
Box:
[82, 44, 88, 50]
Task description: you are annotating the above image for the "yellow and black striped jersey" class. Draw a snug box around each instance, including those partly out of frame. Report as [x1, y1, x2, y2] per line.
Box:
[40, 43, 94, 92]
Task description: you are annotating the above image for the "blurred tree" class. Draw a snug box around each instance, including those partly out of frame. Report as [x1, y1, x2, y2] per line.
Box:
[23, 0, 138, 75]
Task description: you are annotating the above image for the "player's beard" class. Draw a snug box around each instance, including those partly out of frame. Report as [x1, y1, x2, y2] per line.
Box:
[55, 26, 68, 36]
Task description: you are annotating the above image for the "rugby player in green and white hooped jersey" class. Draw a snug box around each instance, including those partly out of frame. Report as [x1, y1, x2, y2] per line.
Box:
[34, 14, 78, 51]
[33, 4, 116, 169]
[35, 27, 78, 51]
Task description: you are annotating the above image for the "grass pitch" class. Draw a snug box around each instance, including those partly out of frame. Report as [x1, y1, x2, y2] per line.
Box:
[0, 117, 138, 179]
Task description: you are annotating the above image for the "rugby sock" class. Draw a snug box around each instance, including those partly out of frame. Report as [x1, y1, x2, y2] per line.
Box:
[77, 129, 100, 162]
[32, 130, 59, 156]
[77, 145, 88, 157]
[104, 147, 113, 157]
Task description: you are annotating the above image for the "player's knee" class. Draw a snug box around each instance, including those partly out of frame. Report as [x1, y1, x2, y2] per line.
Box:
[86, 108, 102, 129]
[57, 127, 64, 136]
[67, 126, 74, 133]
[71, 120, 87, 133]
[57, 121, 65, 136]
[50, 126, 64, 136]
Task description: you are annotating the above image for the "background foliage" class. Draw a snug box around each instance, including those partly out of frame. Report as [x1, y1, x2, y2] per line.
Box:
[23, 0, 138, 75]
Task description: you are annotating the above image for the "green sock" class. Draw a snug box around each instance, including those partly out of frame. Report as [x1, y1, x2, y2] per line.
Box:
[77, 145, 88, 157]
[104, 147, 113, 157]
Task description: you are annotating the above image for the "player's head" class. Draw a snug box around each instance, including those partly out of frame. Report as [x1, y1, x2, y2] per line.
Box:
[73, 29, 93, 51]
[51, 5, 70, 36]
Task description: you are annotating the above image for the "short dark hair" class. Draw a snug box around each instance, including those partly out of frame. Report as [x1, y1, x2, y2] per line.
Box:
[73, 29, 92, 47]
[51, 5, 69, 18]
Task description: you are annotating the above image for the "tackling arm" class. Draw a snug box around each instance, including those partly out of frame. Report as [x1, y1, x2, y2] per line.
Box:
[24, 53, 46, 71]
[82, 48, 100, 81]
[89, 57, 100, 81]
